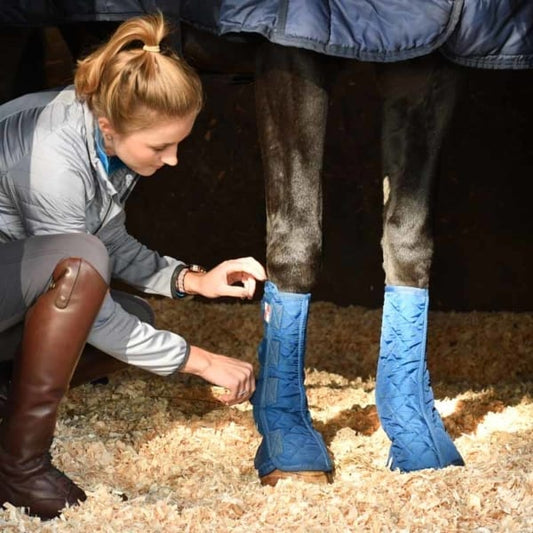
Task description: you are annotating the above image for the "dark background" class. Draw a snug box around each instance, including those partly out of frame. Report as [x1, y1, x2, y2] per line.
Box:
[135, 65, 533, 312]
[4, 28, 533, 312]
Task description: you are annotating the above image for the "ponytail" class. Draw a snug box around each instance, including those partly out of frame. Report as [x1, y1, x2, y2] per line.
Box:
[75, 13, 203, 133]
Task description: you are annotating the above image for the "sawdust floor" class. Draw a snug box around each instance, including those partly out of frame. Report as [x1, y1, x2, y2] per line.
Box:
[1, 298, 531, 532]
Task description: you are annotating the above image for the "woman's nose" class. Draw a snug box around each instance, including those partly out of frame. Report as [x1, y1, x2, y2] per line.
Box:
[161, 147, 178, 166]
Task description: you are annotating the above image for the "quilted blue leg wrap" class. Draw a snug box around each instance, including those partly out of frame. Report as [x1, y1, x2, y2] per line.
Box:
[376, 285, 464, 472]
[251, 281, 332, 477]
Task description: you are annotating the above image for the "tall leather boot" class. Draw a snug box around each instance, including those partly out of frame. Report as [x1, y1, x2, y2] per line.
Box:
[0, 257, 108, 520]
[0, 347, 127, 417]
[252, 281, 332, 486]
[0, 290, 152, 409]
[375, 285, 464, 471]
[0, 362, 11, 420]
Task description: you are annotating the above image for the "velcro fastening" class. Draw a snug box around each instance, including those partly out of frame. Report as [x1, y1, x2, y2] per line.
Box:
[264, 377, 278, 406]
[265, 429, 283, 459]
[266, 339, 280, 367]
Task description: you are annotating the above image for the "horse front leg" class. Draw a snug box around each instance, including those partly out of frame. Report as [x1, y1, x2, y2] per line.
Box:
[252, 43, 333, 485]
[375, 55, 465, 471]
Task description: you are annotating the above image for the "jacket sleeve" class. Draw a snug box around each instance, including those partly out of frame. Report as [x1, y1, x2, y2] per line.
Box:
[96, 209, 183, 298]
[88, 292, 189, 376]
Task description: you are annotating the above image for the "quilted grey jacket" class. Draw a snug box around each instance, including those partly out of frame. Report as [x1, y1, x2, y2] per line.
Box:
[0, 86, 189, 375]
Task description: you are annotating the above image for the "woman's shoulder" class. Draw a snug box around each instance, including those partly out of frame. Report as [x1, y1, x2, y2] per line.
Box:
[1, 86, 87, 148]
[0, 87, 89, 172]
[34, 86, 86, 134]
[0, 86, 76, 121]
[31, 88, 93, 163]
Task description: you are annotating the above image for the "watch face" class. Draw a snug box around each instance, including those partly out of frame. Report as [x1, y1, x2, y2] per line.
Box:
[189, 264, 207, 273]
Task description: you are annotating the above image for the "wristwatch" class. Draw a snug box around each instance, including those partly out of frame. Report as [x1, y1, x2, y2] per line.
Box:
[174, 263, 207, 298]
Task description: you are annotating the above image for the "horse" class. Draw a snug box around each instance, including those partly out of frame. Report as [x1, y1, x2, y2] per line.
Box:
[1, 1, 532, 487]
[178, 1, 533, 486]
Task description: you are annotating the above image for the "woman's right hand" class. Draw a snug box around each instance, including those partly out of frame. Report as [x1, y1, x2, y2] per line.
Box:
[183, 257, 267, 300]
[179, 345, 255, 405]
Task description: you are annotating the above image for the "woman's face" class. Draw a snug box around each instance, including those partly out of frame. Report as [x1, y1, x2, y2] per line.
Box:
[99, 113, 196, 176]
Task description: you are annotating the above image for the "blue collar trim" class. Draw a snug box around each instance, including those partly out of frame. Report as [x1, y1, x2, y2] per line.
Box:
[95, 127, 126, 175]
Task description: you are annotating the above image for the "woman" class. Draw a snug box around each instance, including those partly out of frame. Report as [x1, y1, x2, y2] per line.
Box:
[0, 13, 266, 520]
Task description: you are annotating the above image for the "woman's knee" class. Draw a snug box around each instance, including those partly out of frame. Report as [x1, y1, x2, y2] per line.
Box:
[49, 234, 111, 283]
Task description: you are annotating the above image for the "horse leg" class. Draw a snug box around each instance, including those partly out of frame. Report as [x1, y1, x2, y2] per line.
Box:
[375, 55, 465, 471]
[252, 43, 333, 485]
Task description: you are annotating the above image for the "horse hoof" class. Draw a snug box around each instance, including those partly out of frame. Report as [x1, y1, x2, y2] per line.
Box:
[260, 469, 332, 487]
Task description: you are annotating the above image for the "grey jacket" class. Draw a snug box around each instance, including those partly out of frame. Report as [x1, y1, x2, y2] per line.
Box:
[0, 86, 189, 375]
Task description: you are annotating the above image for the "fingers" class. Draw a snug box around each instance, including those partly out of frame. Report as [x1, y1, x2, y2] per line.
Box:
[242, 275, 256, 299]
[216, 361, 255, 406]
[199, 257, 266, 300]
[226, 257, 267, 282]
[220, 257, 266, 300]
[223, 273, 256, 299]
[227, 365, 255, 405]
[194, 350, 255, 406]
[221, 284, 254, 300]
[219, 385, 254, 406]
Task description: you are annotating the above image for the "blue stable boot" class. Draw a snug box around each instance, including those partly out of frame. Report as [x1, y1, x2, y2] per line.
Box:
[251, 281, 332, 485]
[375, 285, 464, 472]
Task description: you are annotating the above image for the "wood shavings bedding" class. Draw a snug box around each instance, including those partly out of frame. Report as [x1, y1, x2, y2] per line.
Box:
[1, 299, 531, 532]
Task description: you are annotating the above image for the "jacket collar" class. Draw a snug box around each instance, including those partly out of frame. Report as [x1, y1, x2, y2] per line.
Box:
[83, 102, 138, 202]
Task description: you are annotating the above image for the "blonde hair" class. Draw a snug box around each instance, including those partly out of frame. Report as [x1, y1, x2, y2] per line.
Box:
[75, 13, 203, 133]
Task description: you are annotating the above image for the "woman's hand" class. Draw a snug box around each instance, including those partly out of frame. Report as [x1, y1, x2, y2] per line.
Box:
[184, 257, 266, 299]
[180, 346, 255, 405]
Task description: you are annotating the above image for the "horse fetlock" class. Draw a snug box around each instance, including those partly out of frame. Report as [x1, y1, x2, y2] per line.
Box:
[382, 231, 432, 287]
[266, 251, 321, 293]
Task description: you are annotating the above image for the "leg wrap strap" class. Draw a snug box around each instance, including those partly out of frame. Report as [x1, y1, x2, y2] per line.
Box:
[252, 281, 332, 477]
[376, 285, 464, 472]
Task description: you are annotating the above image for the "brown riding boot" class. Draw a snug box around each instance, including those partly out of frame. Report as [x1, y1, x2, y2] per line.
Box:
[0, 361, 12, 419]
[0, 257, 108, 520]
[0, 347, 128, 417]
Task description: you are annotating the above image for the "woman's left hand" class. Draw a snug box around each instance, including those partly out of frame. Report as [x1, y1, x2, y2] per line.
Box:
[184, 257, 267, 299]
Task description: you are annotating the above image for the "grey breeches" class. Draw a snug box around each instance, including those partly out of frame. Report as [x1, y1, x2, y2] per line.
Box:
[0, 233, 153, 362]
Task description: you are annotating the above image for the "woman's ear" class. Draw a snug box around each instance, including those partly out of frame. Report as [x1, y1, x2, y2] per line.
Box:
[97, 117, 118, 154]
[97, 117, 115, 137]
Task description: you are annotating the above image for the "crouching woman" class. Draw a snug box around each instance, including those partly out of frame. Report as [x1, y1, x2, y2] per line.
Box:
[0, 13, 266, 520]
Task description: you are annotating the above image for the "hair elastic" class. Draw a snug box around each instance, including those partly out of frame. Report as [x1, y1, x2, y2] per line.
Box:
[143, 44, 160, 53]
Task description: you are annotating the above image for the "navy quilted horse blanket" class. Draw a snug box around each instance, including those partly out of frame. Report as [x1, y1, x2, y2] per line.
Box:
[181, 0, 533, 69]
[1, 1, 531, 69]
[0, 1, 179, 24]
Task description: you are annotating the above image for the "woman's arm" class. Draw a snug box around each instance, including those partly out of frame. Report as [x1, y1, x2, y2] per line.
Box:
[96, 210, 184, 298]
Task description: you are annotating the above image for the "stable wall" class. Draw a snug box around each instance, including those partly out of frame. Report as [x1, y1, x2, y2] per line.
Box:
[127, 63, 533, 311]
